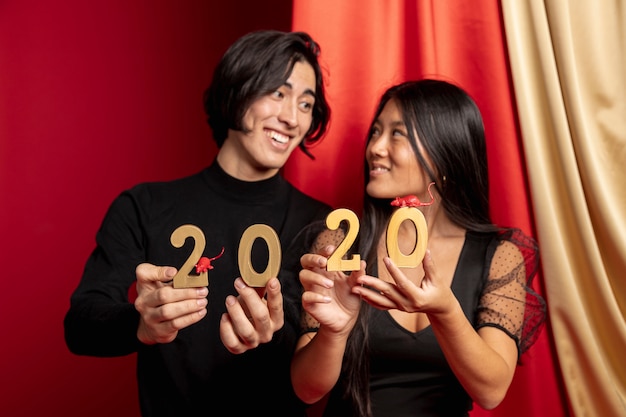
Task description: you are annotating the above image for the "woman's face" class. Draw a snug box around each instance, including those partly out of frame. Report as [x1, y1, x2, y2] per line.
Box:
[219, 60, 316, 181]
[365, 99, 431, 200]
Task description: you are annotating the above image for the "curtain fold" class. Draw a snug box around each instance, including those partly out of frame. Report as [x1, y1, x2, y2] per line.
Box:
[289, 1, 566, 416]
[502, 1, 626, 416]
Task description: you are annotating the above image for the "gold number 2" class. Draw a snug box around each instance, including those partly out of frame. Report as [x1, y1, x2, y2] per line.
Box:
[326, 208, 361, 271]
[170, 224, 208, 288]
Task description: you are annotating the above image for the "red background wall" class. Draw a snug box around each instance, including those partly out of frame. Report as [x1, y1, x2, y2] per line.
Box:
[0, 1, 292, 415]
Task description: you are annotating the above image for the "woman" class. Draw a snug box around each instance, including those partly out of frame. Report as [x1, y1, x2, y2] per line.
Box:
[291, 79, 546, 417]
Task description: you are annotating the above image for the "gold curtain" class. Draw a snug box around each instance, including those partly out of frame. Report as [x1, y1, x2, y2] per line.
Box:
[501, 1, 626, 416]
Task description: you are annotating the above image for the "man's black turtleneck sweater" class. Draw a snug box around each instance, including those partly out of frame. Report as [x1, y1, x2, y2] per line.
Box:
[64, 161, 332, 416]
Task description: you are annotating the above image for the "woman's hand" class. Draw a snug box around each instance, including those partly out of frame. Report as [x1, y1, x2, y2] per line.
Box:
[299, 246, 365, 336]
[353, 250, 456, 315]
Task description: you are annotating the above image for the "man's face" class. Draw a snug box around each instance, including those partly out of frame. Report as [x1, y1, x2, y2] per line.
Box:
[218, 61, 316, 181]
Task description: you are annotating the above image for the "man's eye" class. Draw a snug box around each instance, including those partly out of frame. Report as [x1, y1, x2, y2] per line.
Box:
[299, 101, 313, 111]
[272, 90, 284, 98]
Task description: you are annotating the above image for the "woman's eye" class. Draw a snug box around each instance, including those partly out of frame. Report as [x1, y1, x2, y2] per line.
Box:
[272, 90, 284, 99]
[393, 129, 408, 137]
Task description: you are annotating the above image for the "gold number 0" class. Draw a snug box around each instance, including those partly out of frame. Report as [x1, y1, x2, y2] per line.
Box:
[326, 208, 361, 271]
[386, 207, 428, 267]
[170, 224, 208, 288]
[238, 224, 281, 287]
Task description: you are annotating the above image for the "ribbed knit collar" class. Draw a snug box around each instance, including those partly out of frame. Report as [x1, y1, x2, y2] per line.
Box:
[201, 160, 288, 204]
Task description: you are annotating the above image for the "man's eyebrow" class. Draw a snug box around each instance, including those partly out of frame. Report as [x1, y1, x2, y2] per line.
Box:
[283, 81, 316, 98]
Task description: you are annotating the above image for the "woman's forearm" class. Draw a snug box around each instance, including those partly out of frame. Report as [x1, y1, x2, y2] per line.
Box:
[428, 300, 518, 410]
[291, 327, 349, 404]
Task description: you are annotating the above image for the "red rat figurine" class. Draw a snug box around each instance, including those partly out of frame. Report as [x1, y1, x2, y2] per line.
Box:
[195, 247, 225, 274]
[391, 182, 436, 208]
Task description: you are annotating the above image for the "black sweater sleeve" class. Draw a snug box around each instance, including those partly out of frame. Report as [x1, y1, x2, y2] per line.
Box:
[64, 191, 146, 356]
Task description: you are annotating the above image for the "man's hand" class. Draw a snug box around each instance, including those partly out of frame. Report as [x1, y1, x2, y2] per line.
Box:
[219, 277, 284, 354]
[134, 263, 208, 345]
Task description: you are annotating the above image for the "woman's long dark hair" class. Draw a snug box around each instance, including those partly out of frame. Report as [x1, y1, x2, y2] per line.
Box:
[343, 79, 500, 416]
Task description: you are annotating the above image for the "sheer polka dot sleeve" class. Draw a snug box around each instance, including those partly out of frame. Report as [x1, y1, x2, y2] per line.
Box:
[476, 229, 546, 356]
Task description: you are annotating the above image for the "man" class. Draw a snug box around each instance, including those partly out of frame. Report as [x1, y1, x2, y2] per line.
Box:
[64, 30, 332, 416]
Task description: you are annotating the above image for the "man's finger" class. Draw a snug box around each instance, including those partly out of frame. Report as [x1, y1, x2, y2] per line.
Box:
[136, 263, 177, 284]
[219, 313, 245, 354]
[264, 278, 284, 324]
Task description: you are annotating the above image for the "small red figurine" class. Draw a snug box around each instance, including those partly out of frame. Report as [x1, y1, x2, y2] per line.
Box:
[195, 247, 225, 273]
[391, 182, 436, 208]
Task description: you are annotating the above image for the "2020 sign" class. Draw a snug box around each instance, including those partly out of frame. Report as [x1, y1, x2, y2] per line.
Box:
[170, 207, 428, 288]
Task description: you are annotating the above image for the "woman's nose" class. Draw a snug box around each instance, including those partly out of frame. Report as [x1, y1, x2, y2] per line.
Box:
[368, 137, 388, 157]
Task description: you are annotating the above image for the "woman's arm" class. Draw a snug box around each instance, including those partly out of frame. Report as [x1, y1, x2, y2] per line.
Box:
[428, 241, 524, 408]
[290, 249, 365, 404]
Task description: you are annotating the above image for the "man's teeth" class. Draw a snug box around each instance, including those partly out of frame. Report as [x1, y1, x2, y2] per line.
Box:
[267, 131, 288, 144]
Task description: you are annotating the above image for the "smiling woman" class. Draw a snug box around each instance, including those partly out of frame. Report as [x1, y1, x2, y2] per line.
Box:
[291, 79, 546, 417]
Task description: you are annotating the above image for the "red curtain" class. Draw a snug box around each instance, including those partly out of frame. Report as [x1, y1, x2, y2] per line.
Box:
[288, 1, 567, 416]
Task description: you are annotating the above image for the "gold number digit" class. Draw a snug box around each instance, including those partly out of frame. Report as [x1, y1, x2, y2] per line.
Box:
[325, 208, 361, 271]
[386, 207, 428, 267]
[170, 224, 208, 288]
[238, 224, 281, 287]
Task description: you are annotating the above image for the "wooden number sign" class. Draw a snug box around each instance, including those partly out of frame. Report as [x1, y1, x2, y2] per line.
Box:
[325, 207, 428, 271]
[325, 208, 361, 271]
[238, 224, 281, 287]
[385, 207, 428, 267]
[170, 224, 208, 288]
[169, 207, 428, 287]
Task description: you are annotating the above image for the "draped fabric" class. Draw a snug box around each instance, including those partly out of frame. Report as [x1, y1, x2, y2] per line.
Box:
[287, 1, 568, 416]
[502, 2, 626, 417]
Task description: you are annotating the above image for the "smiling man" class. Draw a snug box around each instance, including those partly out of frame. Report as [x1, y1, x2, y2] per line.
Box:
[64, 31, 332, 417]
